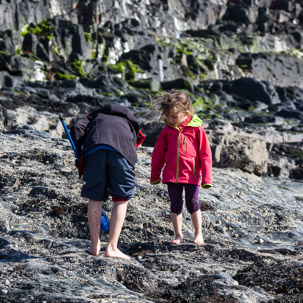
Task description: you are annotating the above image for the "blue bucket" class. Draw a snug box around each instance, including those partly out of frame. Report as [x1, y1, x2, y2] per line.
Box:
[100, 209, 110, 233]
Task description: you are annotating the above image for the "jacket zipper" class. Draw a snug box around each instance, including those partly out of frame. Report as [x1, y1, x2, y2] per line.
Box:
[175, 130, 182, 183]
[193, 157, 196, 179]
[177, 133, 197, 181]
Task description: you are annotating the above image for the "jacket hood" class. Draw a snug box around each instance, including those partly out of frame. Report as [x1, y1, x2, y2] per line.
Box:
[165, 114, 203, 129]
[90, 104, 139, 133]
[187, 114, 203, 127]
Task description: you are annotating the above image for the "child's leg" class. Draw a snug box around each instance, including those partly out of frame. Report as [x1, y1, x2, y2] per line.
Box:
[167, 183, 184, 244]
[105, 200, 130, 260]
[191, 210, 204, 245]
[171, 212, 183, 244]
[184, 184, 204, 245]
[105, 152, 136, 259]
[87, 199, 102, 255]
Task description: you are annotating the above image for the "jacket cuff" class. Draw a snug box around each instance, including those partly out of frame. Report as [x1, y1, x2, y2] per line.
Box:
[202, 183, 212, 189]
[151, 179, 161, 185]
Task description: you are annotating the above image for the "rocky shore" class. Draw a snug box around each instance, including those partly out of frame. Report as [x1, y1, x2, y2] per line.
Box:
[0, 0, 303, 302]
[1, 0, 303, 180]
[0, 124, 302, 303]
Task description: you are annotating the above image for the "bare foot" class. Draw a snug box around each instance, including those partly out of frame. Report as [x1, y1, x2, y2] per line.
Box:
[105, 247, 130, 260]
[88, 240, 101, 256]
[194, 233, 204, 245]
[171, 236, 183, 245]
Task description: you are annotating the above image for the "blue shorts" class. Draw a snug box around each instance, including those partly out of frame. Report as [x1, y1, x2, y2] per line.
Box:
[81, 149, 136, 202]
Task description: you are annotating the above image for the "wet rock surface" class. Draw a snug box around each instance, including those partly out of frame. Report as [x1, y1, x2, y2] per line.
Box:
[0, 0, 303, 302]
[0, 0, 303, 179]
[0, 129, 302, 303]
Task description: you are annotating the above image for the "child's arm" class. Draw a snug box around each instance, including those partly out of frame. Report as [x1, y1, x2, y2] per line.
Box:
[197, 127, 212, 188]
[70, 114, 91, 158]
[150, 129, 167, 184]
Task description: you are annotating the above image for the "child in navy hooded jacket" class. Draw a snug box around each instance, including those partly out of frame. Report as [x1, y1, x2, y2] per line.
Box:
[71, 104, 145, 258]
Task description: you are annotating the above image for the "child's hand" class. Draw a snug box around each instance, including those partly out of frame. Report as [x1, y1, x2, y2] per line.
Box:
[151, 179, 161, 185]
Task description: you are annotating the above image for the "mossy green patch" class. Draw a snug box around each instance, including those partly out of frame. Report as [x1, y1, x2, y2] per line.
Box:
[29, 53, 40, 61]
[108, 60, 144, 81]
[16, 48, 22, 55]
[56, 72, 76, 80]
[84, 32, 92, 42]
[124, 60, 144, 80]
[155, 35, 220, 82]
[71, 59, 88, 78]
[21, 19, 53, 41]
[108, 62, 126, 74]
[192, 95, 214, 112]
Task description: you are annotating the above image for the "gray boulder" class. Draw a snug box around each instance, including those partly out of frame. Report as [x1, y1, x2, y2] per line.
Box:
[207, 119, 268, 176]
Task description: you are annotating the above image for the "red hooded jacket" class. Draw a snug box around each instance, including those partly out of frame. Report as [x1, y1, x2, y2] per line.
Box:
[150, 115, 212, 187]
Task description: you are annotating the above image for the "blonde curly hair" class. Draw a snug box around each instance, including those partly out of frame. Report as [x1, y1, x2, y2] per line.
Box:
[151, 90, 194, 120]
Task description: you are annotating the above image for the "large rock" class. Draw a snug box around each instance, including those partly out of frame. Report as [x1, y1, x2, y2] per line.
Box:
[206, 119, 268, 176]
[236, 53, 303, 88]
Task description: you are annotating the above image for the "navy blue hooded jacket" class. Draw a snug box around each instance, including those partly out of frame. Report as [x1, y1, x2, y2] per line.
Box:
[70, 104, 145, 168]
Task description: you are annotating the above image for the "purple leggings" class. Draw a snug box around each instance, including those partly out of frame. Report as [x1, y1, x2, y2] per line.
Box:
[167, 183, 200, 215]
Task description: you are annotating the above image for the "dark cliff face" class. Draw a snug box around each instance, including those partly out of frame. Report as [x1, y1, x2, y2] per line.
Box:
[0, 3, 303, 303]
[0, 0, 302, 179]
[0, 0, 302, 87]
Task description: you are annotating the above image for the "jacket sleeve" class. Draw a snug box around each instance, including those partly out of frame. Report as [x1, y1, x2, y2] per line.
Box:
[150, 129, 167, 184]
[197, 126, 212, 187]
[70, 114, 91, 158]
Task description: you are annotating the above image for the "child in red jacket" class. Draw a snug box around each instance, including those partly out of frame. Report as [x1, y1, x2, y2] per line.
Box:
[150, 90, 212, 245]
